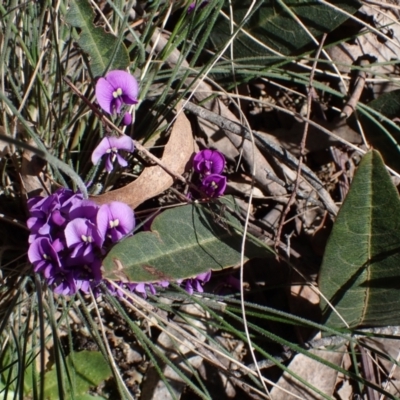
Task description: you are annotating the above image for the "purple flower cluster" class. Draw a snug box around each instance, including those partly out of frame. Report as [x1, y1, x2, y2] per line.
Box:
[26, 188, 211, 298]
[193, 149, 227, 197]
[27, 188, 134, 295]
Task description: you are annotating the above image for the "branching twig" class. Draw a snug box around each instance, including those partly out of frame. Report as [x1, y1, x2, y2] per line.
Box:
[275, 34, 328, 248]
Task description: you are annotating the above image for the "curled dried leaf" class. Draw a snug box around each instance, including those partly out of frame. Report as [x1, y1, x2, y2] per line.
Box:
[92, 103, 193, 208]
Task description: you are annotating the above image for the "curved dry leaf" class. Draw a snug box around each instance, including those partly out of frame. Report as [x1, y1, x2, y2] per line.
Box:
[92, 103, 193, 208]
[20, 138, 51, 198]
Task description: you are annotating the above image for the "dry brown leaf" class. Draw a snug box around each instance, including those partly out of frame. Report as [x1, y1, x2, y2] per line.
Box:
[270, 347, 346, 400]
[20, 137, 51, 198]
[92, 102, 193, 208]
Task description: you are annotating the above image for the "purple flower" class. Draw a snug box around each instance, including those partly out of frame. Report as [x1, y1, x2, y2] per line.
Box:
[97, 202, 135, 243]
[49, 271, 77, 296]
[27, 194, 60, 239]
[200, 174, 227, 197]
[74, 259, 102, 294]
[180, 271, 211, 295]
[193, 149, 225, 176]
[91, 135, 134, 173]
[95, 70, 138, 115]
[28, 237, 61, 278]
[27, 188, 84, 242]
[64, 218, 103, 262]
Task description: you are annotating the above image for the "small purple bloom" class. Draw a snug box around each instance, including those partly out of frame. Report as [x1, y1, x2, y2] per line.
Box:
[48, 271, 76, 296]
[64, 218, 103, 262]
[193, 149, 225, 176]
[28, 237, 61, 278]
[95, 70, 138, 115]
[92, 136, 134, 173]
[181, 271, 211, 295]
[97, 201, 135, 243]
[27, 194, 60, 238]
[200, 174, 227, 197]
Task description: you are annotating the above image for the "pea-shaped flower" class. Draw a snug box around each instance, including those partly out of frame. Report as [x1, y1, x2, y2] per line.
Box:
[95, 70, 138, 115]
[64, 218, 103, 263]
[28, 237, 61, 278]
[193, 149, 225, 176]
[92, 135, 135, 173]
[200, 174, 227, 197]
[97, 201, 135, 243]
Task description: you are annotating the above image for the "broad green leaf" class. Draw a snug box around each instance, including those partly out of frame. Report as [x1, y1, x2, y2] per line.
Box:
[359, 90, 400, 173]
[319, 150, 400, 329]
[209, 0, 361, 60]
[43, 351, 112, 398]
[103, 198, 271, 282]
[65, 0, 129, 77]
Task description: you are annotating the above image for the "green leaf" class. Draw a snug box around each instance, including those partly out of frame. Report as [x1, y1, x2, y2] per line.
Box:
[209, 0, 361, 60]
[103, 197, 271, 282]
[319, 150, 400, 329]
[65, 0, 129, 77]
[359, 90, 400, 173]
[43, 351, 112, 398]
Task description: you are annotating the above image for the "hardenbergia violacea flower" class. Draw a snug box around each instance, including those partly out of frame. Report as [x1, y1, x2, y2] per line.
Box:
[95, 70, 138, 116]
[193, 149, 225, 176]
[91, 135, 135, 173]
[27, 188, 135, 295]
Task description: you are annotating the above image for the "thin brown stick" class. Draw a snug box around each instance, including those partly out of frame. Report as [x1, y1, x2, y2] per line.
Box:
[341, 59, 369, 119]
[274, 34, 328, 249]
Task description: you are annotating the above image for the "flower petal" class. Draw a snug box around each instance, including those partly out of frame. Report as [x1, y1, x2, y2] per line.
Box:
[65, 218, 87, 247]
[108, 135, 135, 152]
[115, 153, 128, 168]
[92, 137, 111, 165]
[95, 78, 114, 114]
[105, 155, 114, 172]
[105, 70, 139, 104]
